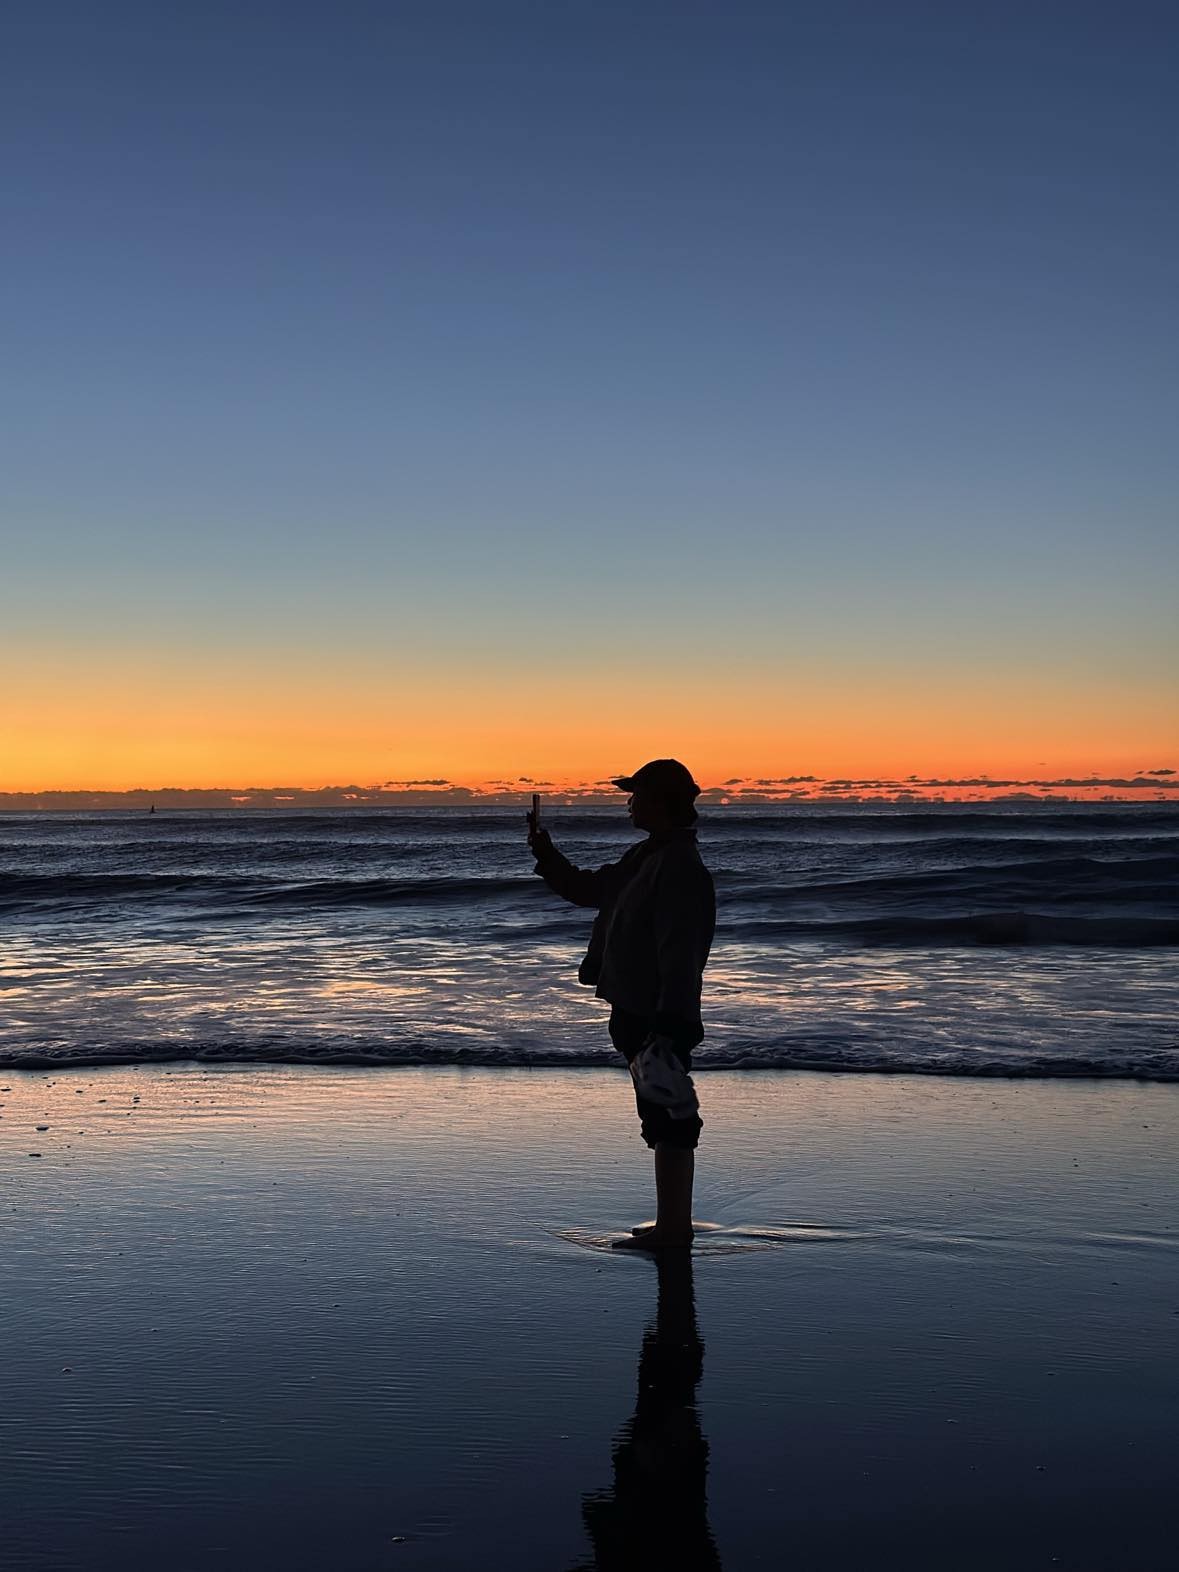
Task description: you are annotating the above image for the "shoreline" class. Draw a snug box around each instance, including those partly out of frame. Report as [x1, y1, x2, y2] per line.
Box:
[2, 1045, 1178, 1082]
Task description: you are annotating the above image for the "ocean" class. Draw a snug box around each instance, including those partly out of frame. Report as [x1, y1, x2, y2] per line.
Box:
[1, 804, 1176, 1078]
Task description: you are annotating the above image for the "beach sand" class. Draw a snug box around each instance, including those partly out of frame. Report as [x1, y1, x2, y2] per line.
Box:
[2, 1063, 1177, 1570]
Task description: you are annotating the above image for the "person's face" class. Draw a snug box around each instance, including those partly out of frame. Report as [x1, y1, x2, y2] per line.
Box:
[627, 786, 664, 831]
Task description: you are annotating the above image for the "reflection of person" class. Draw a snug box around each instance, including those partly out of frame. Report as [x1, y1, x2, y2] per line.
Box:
[527, 760, 716, 1251]
[570, 1250, 722, 1569]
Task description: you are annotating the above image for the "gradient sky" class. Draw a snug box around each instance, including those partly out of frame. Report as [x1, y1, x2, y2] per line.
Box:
[4, 1, 1176, 795]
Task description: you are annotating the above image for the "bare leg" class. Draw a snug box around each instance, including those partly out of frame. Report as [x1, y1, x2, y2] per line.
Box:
[613, 1144, 694, 1251]
[655, 1144, 694, 1238]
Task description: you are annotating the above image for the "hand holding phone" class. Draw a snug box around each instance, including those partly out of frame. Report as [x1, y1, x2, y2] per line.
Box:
[526, 791, 549, 853]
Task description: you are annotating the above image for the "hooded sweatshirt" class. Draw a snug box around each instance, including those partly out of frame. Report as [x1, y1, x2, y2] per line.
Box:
[533, 825, 715, 1046]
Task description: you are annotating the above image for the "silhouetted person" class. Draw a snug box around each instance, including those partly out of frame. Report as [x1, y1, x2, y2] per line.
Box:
[569, 1249, 722, 1569]
[527, 761, 715, 1251]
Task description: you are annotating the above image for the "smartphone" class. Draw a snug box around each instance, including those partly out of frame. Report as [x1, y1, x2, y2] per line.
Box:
[531, 792, 542, 828]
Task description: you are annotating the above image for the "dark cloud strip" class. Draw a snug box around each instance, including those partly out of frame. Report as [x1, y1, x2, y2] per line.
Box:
[2, 771, 1176, 810]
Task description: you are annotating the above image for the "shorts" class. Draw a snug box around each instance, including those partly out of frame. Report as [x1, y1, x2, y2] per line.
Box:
[608, 1005, 703, 1152]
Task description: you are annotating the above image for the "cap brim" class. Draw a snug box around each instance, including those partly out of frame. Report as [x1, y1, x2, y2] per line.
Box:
[610, 775, 637, 791]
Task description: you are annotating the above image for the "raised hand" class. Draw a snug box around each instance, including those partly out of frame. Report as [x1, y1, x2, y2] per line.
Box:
[525, 811, 553, 858]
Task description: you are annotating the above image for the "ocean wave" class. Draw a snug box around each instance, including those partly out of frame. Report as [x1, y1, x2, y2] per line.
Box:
[0, 871, 539, 912]
[2, 1035, 1177, 1080]
[741, 808, 1179, 834]
[722, 853, 1179, 902]
[727, 911, 1179, 946]
[4, 866, 1177, 943]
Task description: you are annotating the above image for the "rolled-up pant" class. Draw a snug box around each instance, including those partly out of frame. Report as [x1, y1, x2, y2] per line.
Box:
[608, 1005, 703, 1151]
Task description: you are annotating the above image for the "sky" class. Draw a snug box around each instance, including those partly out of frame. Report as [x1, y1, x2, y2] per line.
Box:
[3, 1, 1176, 800]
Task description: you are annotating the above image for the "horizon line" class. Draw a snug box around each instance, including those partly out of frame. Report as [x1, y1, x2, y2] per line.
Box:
[1, 774, 1175, 810]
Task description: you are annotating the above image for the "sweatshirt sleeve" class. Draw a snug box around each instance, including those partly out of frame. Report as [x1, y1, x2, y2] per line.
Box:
[534, 843, 637, 910]
[652, 859, 716, 1041]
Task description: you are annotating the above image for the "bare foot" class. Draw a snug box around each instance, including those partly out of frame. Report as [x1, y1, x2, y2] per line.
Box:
[611, 1229, 693, 1252]
[630, 1222, 657, 1236]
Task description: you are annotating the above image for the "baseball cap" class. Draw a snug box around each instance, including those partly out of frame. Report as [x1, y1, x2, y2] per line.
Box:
[610, 759, 701, 798]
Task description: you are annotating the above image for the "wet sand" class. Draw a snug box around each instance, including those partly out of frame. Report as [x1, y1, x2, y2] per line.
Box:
[2, 1064, 1177, 1570]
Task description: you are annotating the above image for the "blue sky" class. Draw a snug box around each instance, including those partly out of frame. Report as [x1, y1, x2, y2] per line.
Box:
[3, 1, 1176, 785]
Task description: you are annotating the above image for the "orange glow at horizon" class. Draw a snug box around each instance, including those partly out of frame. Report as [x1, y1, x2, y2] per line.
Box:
[3, 647, 1174, 799]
